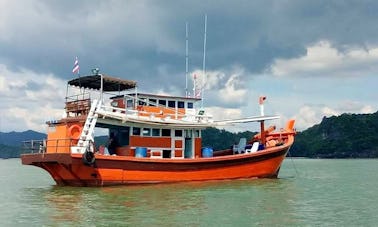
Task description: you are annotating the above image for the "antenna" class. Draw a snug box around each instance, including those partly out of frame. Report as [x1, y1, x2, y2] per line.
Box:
[201, 14, 207, 108]
[185, 22, 189, 97]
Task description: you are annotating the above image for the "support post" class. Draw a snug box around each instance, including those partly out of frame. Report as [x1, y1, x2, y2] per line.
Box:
[260, 120, 266, 146]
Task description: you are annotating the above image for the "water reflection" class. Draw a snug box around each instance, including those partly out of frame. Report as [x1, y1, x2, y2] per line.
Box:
[33, 179, 299, 226]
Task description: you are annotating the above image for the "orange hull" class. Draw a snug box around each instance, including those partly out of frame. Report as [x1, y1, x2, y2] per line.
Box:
[21, 135, 293, 187]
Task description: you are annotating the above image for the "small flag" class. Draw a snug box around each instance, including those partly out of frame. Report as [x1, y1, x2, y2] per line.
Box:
[72, 57, 80, 74]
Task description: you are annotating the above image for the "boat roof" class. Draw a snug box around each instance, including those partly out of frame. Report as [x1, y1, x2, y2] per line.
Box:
[68, 74, 137, 91]
[112, 93, 201, 101]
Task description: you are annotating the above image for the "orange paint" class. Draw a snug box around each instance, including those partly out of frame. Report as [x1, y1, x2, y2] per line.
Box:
[130, 136, 171, 147]
[175, 140, 183, 148]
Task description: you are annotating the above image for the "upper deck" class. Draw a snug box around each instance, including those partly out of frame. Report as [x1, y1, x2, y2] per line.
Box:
[64, 73, 213, 127]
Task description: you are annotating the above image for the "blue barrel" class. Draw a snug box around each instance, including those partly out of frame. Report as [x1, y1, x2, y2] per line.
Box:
[201, 147, 213, 158]
[135, 147, 147, 157]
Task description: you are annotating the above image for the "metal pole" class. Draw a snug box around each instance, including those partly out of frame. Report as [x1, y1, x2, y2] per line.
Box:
[185, 22, 189, 97]
[201, 14, 207, 108]
[100, 74, 103, 103]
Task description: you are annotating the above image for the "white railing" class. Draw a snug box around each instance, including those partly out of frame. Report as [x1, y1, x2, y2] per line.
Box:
[97, 103, 213, 123]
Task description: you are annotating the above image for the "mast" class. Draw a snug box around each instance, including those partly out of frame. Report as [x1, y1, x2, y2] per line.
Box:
[185, 22, 189, 97]
[201, 14, 207, 108]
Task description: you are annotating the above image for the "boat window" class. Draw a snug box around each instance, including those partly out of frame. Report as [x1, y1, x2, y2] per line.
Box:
[138, 98, 146, 106]
[187, 102, 194, 109]
[175, 130, 183, 137]
[162, 129, 171, 137]
[178, 101, 185, 108]
[149, 99, 157, 106]
[152, 128, 160, 136]
[168, 100, 176, 108]
[132, 127, 141, 136]
[159, 99, 166, 106]
[142, 128, 151, 136]
[126, 99, 133, 108]
[111, 101, 118, 107]
[195, 130, 201, 138]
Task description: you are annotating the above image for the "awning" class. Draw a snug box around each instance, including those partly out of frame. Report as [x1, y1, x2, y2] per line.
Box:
[68, 74, 137, 91]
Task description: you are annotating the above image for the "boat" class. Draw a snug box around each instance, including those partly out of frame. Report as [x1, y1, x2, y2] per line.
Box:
[21, 71, 296, 186]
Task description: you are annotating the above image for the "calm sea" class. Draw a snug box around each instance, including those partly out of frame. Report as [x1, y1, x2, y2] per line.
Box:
[1, 158, 377, 226]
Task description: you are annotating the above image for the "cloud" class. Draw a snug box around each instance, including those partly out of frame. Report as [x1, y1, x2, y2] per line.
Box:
[190, 66, 248, 108]
[0, 64, 65, 132]
[269, 40, 378, 77]
[1, 1, 378, 133]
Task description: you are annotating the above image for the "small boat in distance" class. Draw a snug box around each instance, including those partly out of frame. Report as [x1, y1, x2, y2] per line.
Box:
[21, 72, 296, 186]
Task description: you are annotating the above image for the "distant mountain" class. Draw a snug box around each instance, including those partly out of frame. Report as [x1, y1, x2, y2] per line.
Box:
[290, 111, 378, 158]
[0, 130, 46, 147]
[0, 130, 46, 158]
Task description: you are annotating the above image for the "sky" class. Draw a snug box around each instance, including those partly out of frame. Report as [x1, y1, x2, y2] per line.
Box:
[0, 0, 377, 133]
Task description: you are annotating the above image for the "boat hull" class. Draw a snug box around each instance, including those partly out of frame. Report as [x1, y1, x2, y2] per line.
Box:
[21, 140, 292, 187]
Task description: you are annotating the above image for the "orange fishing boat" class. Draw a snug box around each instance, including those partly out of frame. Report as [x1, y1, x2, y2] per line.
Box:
[21, 72, 296, 186]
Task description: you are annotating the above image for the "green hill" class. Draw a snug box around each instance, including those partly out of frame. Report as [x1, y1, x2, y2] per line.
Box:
[290, 111, 378, 158]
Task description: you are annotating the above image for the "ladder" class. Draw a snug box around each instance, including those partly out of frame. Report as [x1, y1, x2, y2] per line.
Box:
[71, 99, 101, 154]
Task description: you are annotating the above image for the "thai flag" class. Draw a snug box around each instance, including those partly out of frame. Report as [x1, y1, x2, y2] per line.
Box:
[72, 57, 80, 74]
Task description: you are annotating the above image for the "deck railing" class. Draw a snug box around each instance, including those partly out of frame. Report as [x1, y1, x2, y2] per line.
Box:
[65, 92, 91, 115]
[22, 139, 87, 154]
[98, 104, 213, 123]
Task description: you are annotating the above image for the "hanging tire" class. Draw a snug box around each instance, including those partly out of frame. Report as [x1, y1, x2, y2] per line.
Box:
[82, 150, 95, 166]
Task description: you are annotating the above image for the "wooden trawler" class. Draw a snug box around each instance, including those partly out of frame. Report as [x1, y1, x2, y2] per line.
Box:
[21, 72, 296, 186]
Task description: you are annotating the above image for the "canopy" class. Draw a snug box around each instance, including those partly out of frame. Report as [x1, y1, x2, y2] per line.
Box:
[68, 74, 137, 91]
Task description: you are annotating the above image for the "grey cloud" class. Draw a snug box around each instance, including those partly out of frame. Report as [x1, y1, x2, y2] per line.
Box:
[2, 0, 378, 93]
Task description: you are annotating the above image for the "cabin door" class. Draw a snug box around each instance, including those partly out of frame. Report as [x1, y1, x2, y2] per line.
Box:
[184, 130, 193, 158]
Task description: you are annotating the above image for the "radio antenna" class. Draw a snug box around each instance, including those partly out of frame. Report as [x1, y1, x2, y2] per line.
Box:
[185, 22, 189, 97]
[201, 14, 207, 108]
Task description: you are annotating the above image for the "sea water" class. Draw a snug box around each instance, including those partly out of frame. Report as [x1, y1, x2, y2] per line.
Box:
[1, 158, 378, 226]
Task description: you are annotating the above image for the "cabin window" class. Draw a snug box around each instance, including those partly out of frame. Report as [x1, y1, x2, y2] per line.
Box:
[187, 102, 194, 109]
[159, 99, 166, 106]
[163, 150, 171, 158]
[149, 99, 157, 106]
[162, 129, 171, 137]
[126, 99, 133, 108]
[168, 100, 176, 108]
[175, 130, 183, 137]
[138, 98, 146, 106]
[142, 128, 151, 136]
[152, 128, 160, 137]
[111, 101, 118, 107]
[178, 101, 185, 108]
[132, 127, 141, 136]
[195, 130, 201, 138]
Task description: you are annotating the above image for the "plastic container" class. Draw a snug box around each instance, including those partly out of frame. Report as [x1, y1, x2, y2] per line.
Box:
[258, 144, 265, 151]
[135, 147, 147, 157]
[201, 147, 213, 158]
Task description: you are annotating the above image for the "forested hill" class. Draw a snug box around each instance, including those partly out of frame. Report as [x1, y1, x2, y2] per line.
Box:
[290, 111, 378, 158]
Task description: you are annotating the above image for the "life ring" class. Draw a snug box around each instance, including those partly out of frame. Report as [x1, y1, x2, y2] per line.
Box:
[82, 149, 95, 166]
[68, 124, 82, 140]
